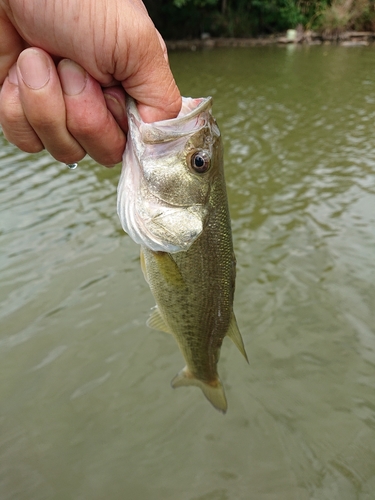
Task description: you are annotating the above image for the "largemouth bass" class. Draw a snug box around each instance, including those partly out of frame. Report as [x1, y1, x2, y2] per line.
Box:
[117, 95, 247, 413]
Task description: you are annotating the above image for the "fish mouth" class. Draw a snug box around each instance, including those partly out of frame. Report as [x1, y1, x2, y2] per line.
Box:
[127, 96, 213, 144]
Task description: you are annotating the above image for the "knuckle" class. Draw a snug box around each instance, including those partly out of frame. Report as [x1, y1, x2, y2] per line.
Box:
[21, 142, 44, 154]
[3, 128, 44, 153]
[102, 152, 122, 166]
[91, 147, 122, 167]
[46, 138, 86, 163]
[67, 108, 106, 138]
[93, 133, 125, 166]
[0, 102, 22, 130]
[0, 115, 44, 153]
[29, 114, 61, 133]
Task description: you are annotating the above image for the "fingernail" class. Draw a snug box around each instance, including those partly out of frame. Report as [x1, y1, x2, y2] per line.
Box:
[104, 93, 125, 117]
[8, 65, 18, 85]
[18, 49, 50, 90]
[59, 59, 87, 96]
[104, 91, 128, 132]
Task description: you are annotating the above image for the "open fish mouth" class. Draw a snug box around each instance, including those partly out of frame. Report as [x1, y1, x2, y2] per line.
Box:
[128, 96, 214, 145]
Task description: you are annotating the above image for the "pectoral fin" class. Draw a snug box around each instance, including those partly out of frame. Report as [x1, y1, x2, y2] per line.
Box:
[227, 314, 249, 363]
[171, 367, 227, 414]
[147, 306, 173, 334]
[151, 251, 186, 288]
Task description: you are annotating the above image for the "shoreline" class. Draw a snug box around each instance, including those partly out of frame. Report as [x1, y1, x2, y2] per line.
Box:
[166, 31, 375, 51]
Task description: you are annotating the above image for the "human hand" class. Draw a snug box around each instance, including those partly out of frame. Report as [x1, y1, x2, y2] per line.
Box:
[0, 0, 181, 166]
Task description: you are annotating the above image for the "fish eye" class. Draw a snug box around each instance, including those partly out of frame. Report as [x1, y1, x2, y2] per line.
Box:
[190, 151, 210, 174]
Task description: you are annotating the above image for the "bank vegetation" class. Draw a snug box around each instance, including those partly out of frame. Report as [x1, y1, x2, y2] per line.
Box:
[144, 0, 375, 40]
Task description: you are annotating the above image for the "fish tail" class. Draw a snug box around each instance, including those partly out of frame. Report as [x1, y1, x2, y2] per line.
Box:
[171, 367, 227, 414]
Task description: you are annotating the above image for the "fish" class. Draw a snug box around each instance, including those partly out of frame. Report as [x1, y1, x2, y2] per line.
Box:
[117, 94, 248, 413]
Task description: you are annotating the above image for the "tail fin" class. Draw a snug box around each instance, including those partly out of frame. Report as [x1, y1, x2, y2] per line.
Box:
[171, 367, 227, 413]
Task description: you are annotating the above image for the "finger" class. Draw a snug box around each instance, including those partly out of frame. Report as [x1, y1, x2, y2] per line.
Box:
[16, 48, 86, 163]
[0, 64, 44, 152]
[0, 10, 25, 84]
[58, 59, 126, 166]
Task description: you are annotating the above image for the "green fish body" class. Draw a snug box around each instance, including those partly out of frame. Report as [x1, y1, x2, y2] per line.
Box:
[117, 95, 247, 412]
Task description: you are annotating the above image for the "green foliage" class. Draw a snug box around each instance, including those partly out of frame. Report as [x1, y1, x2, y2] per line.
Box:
[249, 0, 306, 32]
[148, 0, 375, 39]
[172, 0, 218, 7]
[317, 0, 375, 33]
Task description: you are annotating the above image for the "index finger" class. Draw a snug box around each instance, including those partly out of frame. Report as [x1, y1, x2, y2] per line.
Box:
[117, 15, 181, 123]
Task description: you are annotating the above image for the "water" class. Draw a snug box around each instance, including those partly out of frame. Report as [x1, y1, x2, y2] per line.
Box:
[1, 45, 375, 499]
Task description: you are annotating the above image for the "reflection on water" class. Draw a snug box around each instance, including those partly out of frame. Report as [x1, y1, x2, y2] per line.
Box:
[1, 45, 375, 499]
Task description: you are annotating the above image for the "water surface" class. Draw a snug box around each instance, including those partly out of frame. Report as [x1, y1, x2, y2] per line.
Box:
[1, 45, 375, 499]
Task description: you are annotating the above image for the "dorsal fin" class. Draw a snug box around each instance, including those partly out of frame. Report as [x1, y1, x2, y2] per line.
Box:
[227, 314, 249, 363]
[146, 306, 173, 334]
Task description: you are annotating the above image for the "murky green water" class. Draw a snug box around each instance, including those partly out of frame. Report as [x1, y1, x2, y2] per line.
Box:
[1, 45, 375, 499]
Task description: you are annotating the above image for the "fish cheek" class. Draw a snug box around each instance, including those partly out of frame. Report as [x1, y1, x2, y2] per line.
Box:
[143, 157, 209, 206]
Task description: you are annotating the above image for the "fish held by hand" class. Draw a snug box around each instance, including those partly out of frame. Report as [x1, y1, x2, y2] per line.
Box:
[117, 94, 248, 413]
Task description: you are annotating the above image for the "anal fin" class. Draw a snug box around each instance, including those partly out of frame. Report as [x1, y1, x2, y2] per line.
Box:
[147, 306, 173, 334]
[227, 314, 249, 363]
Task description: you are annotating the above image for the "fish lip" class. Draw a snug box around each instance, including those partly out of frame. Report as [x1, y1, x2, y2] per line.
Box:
[126, 94, 212, 125]
[126, 94, 214, 144]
